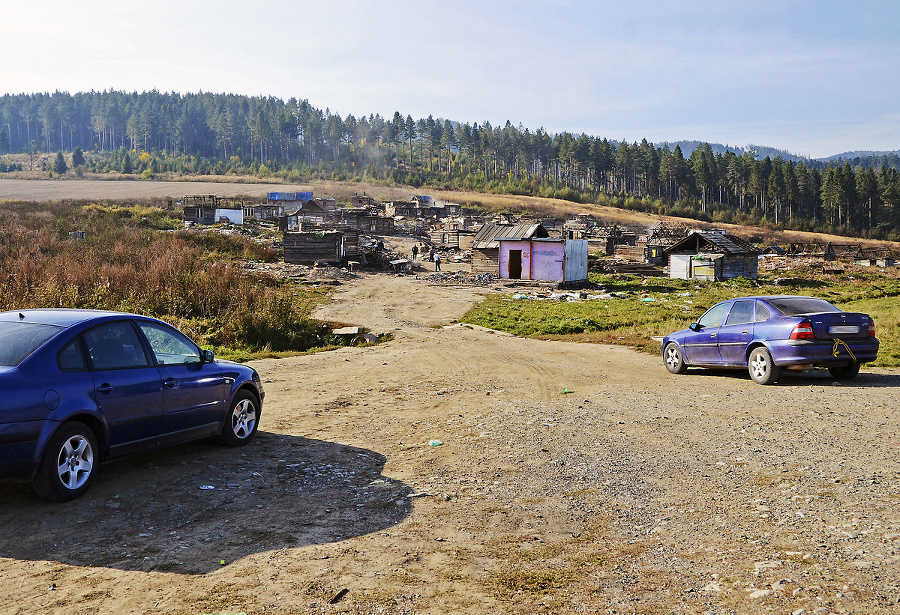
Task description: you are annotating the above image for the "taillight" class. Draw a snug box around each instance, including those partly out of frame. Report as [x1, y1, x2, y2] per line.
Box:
[868, 317, 876, 337]
[789, 320, 815, 340]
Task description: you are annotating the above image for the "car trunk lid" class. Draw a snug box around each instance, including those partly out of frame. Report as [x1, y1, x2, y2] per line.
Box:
[807, 312, 871, 339]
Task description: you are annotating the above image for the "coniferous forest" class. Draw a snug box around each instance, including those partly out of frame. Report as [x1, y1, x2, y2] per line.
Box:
[2, 90, 900, 240]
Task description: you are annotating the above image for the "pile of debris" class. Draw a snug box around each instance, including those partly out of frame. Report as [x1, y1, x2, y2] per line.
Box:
[423, 271, 497, 286]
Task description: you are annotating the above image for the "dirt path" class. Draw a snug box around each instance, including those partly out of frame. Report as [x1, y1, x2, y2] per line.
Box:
[1, 273, 899, 614]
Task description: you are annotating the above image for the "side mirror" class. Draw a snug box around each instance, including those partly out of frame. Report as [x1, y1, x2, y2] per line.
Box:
[689, 322, 702, 332]
[202, 349, 215, 363]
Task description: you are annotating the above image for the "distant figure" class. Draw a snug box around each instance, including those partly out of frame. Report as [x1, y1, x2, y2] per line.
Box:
[434, 252, 441, 271]
[411, 244, 418, 260]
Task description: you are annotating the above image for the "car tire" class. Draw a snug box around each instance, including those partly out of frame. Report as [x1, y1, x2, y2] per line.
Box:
[663, 342, 688, 374]
[828, 362, 860, 381]
[215, 390, 260, 447]
[748, 347, 780, 385]
[33, 421, 98, 502]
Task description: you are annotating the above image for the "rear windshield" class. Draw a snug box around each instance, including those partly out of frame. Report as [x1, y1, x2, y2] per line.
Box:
[767, 297, 840, 316]
[0, 321, 63, 366]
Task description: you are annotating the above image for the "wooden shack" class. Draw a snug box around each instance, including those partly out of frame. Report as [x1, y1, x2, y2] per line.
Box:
[497, 238, 588, 284]
[665, 231, 759, 281]
[430, 229, 461, 249]
[470, 222, 550, 273]
[283, 231, 344, 265]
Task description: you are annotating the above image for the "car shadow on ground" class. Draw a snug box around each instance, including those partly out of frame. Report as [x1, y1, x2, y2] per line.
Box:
[0, 432, 411, 574]
[685, 367, 900, 387]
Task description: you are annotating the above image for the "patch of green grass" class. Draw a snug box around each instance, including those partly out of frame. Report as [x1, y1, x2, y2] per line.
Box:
[493, 568, 575, 594]
[462, 271, 900, 367]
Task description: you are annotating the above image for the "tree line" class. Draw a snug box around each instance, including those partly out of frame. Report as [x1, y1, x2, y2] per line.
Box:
[2, 90, 899, 240]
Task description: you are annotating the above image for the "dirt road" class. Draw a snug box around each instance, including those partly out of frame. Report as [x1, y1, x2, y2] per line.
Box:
[1, 272, 899, 614]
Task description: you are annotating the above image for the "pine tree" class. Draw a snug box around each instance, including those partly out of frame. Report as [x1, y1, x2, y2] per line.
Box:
[53, 151, 67, 175]
[72, 146, 85, 168]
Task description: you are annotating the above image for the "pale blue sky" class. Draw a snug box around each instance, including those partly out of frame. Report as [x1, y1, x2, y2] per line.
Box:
[5, 0, 899, 157]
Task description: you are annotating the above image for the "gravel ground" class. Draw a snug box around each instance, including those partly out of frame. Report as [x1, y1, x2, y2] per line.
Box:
[0, 271, 898, 615]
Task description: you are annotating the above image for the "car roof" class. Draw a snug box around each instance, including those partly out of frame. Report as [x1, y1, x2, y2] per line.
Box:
[0, 309, 141, 327]
[720, 295, 819, 303]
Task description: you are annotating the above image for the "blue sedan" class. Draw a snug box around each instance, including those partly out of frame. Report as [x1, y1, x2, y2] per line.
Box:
[661, 296, 878, 384]
[0, 309, 264, 501]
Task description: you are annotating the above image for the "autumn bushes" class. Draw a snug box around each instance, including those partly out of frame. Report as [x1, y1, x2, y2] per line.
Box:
[0, 202, 336, 357]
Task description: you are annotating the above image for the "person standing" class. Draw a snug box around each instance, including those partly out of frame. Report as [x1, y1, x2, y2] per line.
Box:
[434, 252, 441, 271]
[411, 244, 418, 260]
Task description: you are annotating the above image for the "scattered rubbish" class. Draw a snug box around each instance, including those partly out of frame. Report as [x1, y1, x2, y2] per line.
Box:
[329, 588, 350, 604]
[561, 387, 572, 394]
[199, 485, 215, 490]
[220, 559, 226, 566]
[429, 439, 444, 447]
[640, 297, 656, 302]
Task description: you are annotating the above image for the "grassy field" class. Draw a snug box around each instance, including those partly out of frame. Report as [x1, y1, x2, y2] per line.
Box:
[0, 200, 341, 360]
[461, 264, 900, 367]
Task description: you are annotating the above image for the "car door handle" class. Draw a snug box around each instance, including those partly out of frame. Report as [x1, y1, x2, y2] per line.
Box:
[709, 333, 717, 338]
[96, 384, 113, 393]
[164, 378, 177, 389]
[742, 329, 750, 334]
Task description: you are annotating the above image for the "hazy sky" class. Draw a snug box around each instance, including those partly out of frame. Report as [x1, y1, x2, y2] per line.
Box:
[5, 0, 899, 158]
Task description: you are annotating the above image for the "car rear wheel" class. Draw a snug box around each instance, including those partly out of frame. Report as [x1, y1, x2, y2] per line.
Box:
[215, 390, 260, 446]
[663, 342, 688, 374]
[828, 362, 860, 380]
[33, 421, 98, 502]
[748, 347, 780, 385]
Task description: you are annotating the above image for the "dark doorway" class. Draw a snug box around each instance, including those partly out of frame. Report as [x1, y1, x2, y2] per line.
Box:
[509, 250, 522, 279]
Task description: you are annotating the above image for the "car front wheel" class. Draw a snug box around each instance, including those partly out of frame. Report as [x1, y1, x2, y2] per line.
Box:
[33, 421, 98, 502]
[748, 347, 780, 385]
[663, 342, 688, 374]
[216, 390, 260, 446]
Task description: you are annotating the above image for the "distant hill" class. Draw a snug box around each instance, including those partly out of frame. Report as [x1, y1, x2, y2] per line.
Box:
[655, 141, 811, 164]
[655, 141, 900, 171]
[821, 150, 900, 162]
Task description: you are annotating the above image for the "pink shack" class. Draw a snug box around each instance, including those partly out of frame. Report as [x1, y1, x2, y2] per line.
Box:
[497, 237, 588, 285]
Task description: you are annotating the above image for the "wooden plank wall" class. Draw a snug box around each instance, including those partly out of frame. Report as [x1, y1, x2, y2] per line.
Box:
[283, 232, 343, 265]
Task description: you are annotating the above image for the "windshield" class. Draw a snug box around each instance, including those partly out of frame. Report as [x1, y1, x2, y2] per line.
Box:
[767, 297, 840, 316]
[0, 321, 63, 366]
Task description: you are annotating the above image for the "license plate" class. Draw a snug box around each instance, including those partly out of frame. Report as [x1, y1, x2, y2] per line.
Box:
[829, 325, 859, 334]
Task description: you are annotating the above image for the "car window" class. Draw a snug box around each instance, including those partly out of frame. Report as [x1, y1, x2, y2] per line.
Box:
[698, 302, 729, 328]
[724, 300, 755, 326]
[58, 338, 87, 372]
[755, 302, 771, 322]
[0, 321, 62, 366]
[137, 321, 202, 365]
[768, 297, 840, 316]
[83, 321, 150, 370]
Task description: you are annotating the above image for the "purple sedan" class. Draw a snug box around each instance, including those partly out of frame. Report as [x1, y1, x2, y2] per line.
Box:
[661, 296, 878, 384]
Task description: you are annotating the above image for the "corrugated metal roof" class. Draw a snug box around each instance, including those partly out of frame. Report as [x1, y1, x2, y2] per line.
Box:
[666, 231, 759, 255]
[471, 223, 548, 249]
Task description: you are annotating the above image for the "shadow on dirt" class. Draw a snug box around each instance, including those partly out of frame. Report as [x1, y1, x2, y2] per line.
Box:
[0, 432, 411, 574]
[684, 367, 900, 387]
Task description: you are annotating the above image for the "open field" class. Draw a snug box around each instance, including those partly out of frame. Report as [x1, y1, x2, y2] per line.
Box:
[2, 177, 898, 252]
